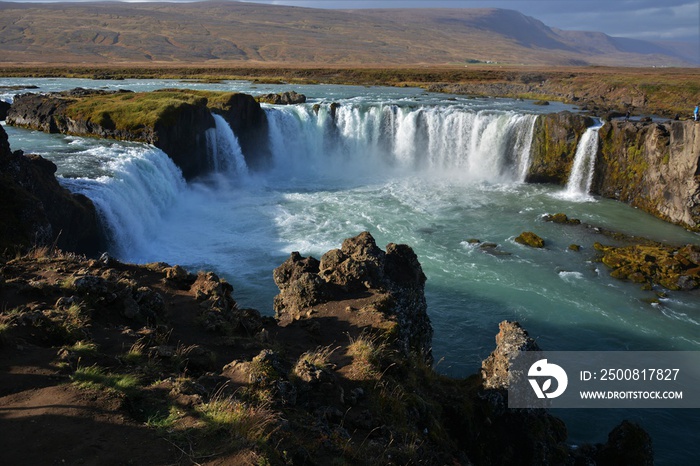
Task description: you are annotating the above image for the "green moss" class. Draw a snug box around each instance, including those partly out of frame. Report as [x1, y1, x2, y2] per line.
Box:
[64, 89, 242, 134]
[515, 231, 545, 248]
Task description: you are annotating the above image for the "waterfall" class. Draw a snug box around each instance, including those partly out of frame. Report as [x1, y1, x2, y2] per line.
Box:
[263, 104, 538, 183]
[56, 103, 540, 257]
[60, 145, 186, 258]
[207, 114, 249, 177]
[562, 120, 603, 200]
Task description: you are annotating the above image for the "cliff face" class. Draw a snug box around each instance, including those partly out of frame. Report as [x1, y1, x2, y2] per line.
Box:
[526, 111, 594, 184]
[594, 120, 700, 230]
[6, 89, 271, 179]
[0, 125, 101, 255]
[527, 112, 700, 232]
[8, 89, 215, 180]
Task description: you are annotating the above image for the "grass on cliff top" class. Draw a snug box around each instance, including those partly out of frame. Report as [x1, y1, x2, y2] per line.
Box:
[64, 89, 239, 132]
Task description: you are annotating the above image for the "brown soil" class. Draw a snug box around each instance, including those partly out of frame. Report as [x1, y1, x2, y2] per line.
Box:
[0, 249, 434, 465]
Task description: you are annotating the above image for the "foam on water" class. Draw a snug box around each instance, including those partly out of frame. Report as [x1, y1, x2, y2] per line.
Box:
[4, 83, 700, 464]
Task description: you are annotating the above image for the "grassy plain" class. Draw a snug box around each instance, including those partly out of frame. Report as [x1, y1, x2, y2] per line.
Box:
[2, 64, 699, 117]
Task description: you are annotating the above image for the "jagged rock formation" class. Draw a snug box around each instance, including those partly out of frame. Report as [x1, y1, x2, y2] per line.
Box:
[469, 320, 654, 466]
[0, 229, 655, 464]
[527, 111, 594, 184]
[256, 91, 307, 105]
[0, 100, 10, 120]
[0, 125, 100, 255]
[273, 231, 432, 362]
[594, 119, 700, 231]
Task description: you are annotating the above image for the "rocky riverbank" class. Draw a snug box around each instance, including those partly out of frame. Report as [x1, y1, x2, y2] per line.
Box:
[0, 125, 100, 255]
[0, 232, 653, 465]
[0, 119, 658, 464]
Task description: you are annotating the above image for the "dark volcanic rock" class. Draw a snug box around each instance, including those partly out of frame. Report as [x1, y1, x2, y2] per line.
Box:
[595, 420, 654, 466]
[257, 91, 306, 105]
[0, 100, 10, 121]
[0, 125, 101, 255]
[152, 101, 214, 180]
[8, 89, 215, 180]
[527, 111, 594, 184]
[273, 231, 432, 362]
[459, 320, 654, 466]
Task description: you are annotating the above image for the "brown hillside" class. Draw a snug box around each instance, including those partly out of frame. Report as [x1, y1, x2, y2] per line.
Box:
[0, 1, 692, 67]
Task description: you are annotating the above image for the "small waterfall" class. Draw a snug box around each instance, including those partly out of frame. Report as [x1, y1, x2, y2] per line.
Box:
[207, 114, 249, 177]
[563, 120, 603, 199]
[60, 146, 186, 258]
[263, 103, 538, 183]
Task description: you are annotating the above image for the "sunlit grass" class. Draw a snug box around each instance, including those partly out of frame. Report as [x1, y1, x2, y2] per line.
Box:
[71, 365, 140, 394]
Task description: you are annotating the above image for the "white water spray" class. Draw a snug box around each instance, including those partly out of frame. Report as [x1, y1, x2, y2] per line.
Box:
[207, 114, 249, 177]
[61, 146, 186, 257]
[263, 104, 538, 183]
[562, 120, 603, 200]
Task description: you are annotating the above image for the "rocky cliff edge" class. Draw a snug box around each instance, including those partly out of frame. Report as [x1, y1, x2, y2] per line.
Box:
[0, 124, 100, 255]
[0, 231, 654, 465]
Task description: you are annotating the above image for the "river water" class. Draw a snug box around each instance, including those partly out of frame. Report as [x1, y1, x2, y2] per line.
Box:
[2, 78, 699, 464]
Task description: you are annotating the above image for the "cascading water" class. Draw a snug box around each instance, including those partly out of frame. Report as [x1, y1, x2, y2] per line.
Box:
[561, 120, 603, 200]
[263, 104, 538, 183]
[207, 114, 249, 177]
[60, 145, 186, 258]
[4, 79, 700, 464]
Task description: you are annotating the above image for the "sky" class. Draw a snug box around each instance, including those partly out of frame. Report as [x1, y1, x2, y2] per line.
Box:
[241, 0, 700, 44]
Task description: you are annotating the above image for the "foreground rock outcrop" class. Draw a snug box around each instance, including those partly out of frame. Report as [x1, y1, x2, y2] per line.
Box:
[273, 231, 432, 363]
[0, 231, 654, 465]
[0, 125, 100, 255]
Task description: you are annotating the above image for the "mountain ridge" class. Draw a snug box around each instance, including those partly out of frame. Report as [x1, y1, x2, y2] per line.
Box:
[0, 1, 695, 66]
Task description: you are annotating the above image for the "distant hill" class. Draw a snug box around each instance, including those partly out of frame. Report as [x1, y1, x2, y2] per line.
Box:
[0, 1, 694, 67]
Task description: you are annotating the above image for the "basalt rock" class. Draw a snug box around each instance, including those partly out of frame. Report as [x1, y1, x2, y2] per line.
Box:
[8, 89, 215, 180]
[542, 212, 581, 225]
[481, 321, 540, 390]
[515, 231, 545, 248]
[256, 91, 306, 105]
[6, 89, 274, 179]
[0, 125, 101, 255]
[526, 111, 595, 184]
[273, 231, 432, 362]
[593, 119, 700, 231]
[463, 320, 654, 466]
[594, 242, 700, 291]
[0, 100, 10, 121]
